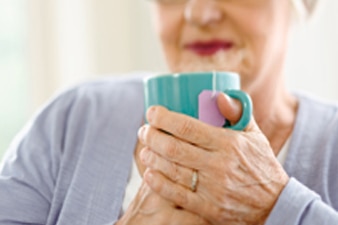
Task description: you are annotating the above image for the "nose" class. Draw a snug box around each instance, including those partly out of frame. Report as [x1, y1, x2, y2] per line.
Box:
[184, 0, 223, 27]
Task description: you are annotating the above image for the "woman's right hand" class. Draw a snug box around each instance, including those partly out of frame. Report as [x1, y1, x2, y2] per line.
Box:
[115, 181, 210, 225]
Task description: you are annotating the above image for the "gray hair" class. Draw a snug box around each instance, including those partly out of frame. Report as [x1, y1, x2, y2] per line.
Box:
[292, 0, 319, 19]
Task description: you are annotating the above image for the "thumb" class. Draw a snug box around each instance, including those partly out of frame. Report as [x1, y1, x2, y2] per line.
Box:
[216, 93, 242, 124]
[217, 93, 260, 132]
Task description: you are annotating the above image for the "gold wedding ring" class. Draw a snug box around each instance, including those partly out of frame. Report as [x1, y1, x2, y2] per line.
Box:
[191, 170, 198, 192]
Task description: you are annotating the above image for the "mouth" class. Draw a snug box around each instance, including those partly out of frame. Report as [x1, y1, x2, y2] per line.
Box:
[184, 40, 234, 56]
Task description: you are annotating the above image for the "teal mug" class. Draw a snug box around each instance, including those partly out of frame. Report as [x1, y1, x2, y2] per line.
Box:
[143, 71, 252, 131]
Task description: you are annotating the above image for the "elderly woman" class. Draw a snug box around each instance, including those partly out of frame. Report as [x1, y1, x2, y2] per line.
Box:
[0, 0, 337, 224]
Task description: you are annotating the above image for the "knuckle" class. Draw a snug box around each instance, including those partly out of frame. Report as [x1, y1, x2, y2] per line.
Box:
[176, 120, 194, 136]
[224, 133, 247, 154]
[157, 180, 188, 208]
[153, 177, 165, 193]
[147, 150, 157, 167]
[168, 162, 180, 183]
[158, 181, 172, 199]
[231, 134, 244, 147]
[164, 139, 180, 159]
[201, 136, 213, 148]
[173, 189, 189, 206]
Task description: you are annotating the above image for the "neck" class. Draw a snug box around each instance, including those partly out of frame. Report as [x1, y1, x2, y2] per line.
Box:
[246, 75, 298, 156]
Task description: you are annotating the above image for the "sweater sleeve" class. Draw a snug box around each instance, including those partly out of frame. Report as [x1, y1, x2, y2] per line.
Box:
[0, 88, 77, 224]
[0, 77, 145, 225]
[265, 177, 338, 225]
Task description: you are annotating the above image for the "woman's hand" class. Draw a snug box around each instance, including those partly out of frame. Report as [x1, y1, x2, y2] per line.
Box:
[116, 181, 210, 225]
[137, 94, 289, 225]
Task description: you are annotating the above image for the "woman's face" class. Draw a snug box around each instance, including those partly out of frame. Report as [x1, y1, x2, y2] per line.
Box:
[152, 0, 291, 91]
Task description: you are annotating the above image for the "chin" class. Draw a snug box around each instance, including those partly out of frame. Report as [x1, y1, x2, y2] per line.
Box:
[170, 49, 249, 74]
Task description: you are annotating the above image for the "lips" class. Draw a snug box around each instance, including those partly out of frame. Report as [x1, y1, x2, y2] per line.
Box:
[184, 40, 234, 56]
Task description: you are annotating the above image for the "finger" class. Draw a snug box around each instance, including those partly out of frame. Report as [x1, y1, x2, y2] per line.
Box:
[216, 93, 242, 124]
[144, 169, 206, 215]
[140, 147, 194, 190]
[216, 93, 262, 133]
[138, 124, 212, 170]
[145, 106, 229, 149]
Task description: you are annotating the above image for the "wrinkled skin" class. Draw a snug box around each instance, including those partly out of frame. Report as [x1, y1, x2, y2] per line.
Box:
[116, 181, 211, 225]
[117, 0, 297, 223]
[137, 95, 289, 225]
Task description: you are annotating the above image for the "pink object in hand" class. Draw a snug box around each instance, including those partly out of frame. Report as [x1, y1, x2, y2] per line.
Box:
[198, 90, 226, 127]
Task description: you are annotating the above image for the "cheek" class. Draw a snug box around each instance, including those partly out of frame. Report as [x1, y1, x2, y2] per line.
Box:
[236, 7, 290, 65]
[154, 6, 183, 52]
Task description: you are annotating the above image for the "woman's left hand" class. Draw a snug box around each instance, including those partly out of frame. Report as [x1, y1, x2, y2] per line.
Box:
[137, 94, 289, 225]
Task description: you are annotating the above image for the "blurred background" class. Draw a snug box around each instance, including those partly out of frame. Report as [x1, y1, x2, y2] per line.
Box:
[0, 0, 337, 160]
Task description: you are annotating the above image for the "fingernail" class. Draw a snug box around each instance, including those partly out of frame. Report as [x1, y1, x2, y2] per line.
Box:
[137, 126, 145, 141]
[138, 125, 150, 143]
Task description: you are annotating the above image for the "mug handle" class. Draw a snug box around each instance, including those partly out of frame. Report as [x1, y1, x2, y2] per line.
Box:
[223, 89, 252, 131]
